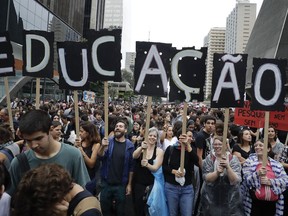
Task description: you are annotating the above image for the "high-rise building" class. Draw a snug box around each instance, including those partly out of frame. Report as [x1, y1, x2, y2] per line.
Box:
[125, 52, 136, 73]
[103, 0, 123, 29]
[83, 0, 105, 38]
[203, 0, 257, 100]
[204, 27, 226, 99]
[244, 0, 288, 95]
[225, 0, 256, 54]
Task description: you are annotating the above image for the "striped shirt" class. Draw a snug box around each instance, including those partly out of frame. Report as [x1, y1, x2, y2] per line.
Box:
[241, 153, 288, 216]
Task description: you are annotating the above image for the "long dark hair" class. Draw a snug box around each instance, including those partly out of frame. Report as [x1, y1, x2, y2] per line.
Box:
[80, 121, 101, 145]
[237, 129, 251, 146]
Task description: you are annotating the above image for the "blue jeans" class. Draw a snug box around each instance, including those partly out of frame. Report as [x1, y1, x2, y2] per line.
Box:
[100, 181, 126, 216]
[165, 182, 194, 216]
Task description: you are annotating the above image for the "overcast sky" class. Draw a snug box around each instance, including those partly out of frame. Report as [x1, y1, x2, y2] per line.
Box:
[121, 0, 263, 67]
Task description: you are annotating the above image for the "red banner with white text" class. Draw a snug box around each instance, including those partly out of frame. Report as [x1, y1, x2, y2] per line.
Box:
[234, 101, 288, 131]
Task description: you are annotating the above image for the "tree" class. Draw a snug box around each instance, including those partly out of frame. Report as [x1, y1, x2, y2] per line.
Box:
[89, 81, 104, 98]
[121, 69, 134, 88]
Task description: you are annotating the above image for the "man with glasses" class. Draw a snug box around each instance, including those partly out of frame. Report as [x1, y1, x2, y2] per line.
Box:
[7, 109, 90, 196]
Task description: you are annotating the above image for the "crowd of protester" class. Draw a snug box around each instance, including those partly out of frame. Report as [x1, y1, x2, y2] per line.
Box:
[0, 98, 288, 216]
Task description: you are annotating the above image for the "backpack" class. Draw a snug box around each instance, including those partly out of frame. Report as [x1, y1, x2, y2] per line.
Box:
[0, 146, 14, 162]
[67, 190, 102, 216]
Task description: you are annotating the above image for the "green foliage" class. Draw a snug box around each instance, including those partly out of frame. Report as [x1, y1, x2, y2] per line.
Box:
[121, 69, 134, 88]
[89, 81, 104, 97]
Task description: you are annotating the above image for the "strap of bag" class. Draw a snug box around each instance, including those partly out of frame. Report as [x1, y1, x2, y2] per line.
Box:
[16, 153, 30, 176]
[73, 196, 102, 215]
[0, 148, 14, 162]
[68, 190, 102, 216]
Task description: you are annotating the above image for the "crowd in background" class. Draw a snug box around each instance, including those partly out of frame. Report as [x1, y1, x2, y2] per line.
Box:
[0, 98, 288, 216]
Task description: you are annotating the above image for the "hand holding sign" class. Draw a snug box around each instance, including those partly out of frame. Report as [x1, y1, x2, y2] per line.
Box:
[179, 134, 188, 146]
[102, 137, 109, 147]
[141, 141, 148, 150]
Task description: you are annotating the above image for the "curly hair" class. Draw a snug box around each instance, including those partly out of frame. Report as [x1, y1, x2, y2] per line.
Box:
[13, 163, 73, 216]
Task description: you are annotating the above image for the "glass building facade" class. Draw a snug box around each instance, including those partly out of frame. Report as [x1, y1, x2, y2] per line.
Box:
[0, 0, 85, 102]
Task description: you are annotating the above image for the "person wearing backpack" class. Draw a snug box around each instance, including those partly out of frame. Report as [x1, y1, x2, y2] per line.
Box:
[0, 162, 11, 216]
[0, 124, 20, 169]
[13, 163, 102, 216]
[7, 109, 90, 196]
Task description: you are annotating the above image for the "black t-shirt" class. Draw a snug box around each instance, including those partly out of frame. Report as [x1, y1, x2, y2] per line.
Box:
[232, 144, 251, 159]
[133, 146, 157, 186]
[195, 129, 211, 159]
[162, 146, 199, 186]
[107, 139, 126, 185]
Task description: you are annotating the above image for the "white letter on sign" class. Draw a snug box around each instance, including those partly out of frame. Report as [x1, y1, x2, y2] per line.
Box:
[58, 48, 89, 87]
[212, 54, 242, 102]
[135, 45, 168, 93]
[171, 50, 202, 102]
[25, 34, 50, 73]
[254, 63, 282, 106]
[91, 36, 115, 77]
[0, 36, 13, 74]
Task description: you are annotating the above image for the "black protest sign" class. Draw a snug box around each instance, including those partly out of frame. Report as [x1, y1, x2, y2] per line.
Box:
[87, 29, 122, 82]
[251, 58, 287, 111]
[169, 47, 207, 102]
[211, 53, 247, 108]
[0, 32, 15, 77]
[57, 41, 90, 90]
[134, 42, 172, 97]
[22, 30, 54, 78]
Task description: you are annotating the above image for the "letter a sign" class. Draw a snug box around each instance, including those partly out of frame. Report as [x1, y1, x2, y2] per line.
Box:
[211, 53, 247, 108]
[134, 42, 171, 97]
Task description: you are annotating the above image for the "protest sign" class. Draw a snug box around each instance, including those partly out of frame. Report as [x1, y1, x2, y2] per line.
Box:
[234, 101, 288, 131]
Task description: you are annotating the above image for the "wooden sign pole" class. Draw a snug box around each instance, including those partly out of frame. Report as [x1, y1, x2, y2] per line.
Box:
[256, 128, 260, 141]
[104, 81, 109, 138]
[73, 90, 80, 137]
[143, 96, 152, 159]
[35, 78, 40, 109]
[221, 108, 230, 156]
[262, 111, 270, 167]
[180, 101, 188, 173]
[4, 77, 14, 136]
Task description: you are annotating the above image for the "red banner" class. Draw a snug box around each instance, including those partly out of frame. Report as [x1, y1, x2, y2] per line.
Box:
[234, 101, 288, 131]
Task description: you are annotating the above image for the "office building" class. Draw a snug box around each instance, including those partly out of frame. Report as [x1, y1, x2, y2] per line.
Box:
[83, 0, 105, 38]
[0, 0, 85, 103]
[204, 27, 226, 99]
[225, 0, 256, 54]
[103, 0, 123, 29]
[125, 52, 136, 73]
